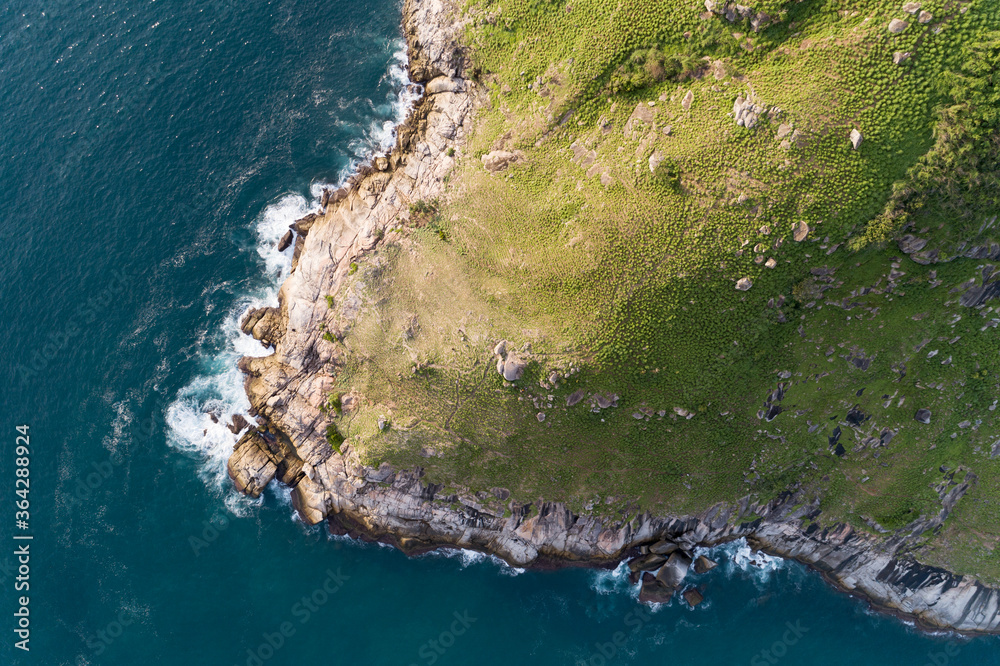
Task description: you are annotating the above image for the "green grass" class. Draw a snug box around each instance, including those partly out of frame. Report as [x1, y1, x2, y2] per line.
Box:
[314, 0, 1000, 582]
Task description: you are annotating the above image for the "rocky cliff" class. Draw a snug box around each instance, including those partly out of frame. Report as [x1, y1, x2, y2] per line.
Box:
[226, 0, 1000, 635]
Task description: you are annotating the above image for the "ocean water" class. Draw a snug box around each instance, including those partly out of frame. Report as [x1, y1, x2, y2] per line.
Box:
[0, 1, 998, 664]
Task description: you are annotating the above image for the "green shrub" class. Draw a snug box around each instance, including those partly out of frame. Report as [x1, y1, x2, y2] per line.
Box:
[325, 424, 345, 453]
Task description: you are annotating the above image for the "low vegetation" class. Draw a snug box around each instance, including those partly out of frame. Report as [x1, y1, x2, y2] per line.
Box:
[319, 0, 1000, 583]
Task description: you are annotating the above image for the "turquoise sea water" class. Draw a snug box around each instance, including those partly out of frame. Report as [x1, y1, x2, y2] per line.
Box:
[1, 1, 999, 664]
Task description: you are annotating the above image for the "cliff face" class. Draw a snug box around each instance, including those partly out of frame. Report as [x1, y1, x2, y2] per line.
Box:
[226, 0, 1000, 635]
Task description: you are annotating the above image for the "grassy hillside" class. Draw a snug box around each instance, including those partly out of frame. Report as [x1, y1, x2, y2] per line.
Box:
[323, 0, 1000, 581]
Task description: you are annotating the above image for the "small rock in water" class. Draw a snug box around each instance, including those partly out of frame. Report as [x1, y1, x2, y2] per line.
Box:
[683, 587, 705, 607]
[693, 555, 718, 574]
[277, 230, 293, 252]
[228, 414, 248, 434]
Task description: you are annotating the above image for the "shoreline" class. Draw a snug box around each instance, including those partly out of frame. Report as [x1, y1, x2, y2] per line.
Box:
[225, 0, 1000, 637]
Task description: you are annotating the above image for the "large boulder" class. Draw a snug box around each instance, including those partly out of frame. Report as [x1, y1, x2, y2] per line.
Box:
[898, 234, 928, 254]
[628, 553, 668, 572]
[888, 18, 909, 33]
[638, 572, 675, 604]
[240, 307, 283, 347]
[425, 76, 465, 95]
[502, 354, 527, 381]
[655, 551, 693, 588]
[792, 220, 809, 242]
[227, 429, 278, 498]
[850, 128, 863, 150]
[649, 540, 679, 555]
[482, 150, 517, 172]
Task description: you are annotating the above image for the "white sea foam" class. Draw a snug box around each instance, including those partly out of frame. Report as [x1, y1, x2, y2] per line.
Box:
[695, 537, 786, 587]
[340, 39, 421, 181]
[590, 562, 638, 599]
[165, 37, 419, 517]
[419, 547, 526, 576]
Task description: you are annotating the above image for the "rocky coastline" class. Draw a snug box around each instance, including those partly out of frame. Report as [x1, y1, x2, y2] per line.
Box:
[225, 0, 1000, 635]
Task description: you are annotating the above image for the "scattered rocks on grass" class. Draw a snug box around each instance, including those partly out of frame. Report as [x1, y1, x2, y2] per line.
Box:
[733, 94, 767, 129]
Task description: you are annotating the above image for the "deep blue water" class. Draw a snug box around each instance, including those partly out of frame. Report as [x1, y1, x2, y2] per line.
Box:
[1, 1, 998, 664]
